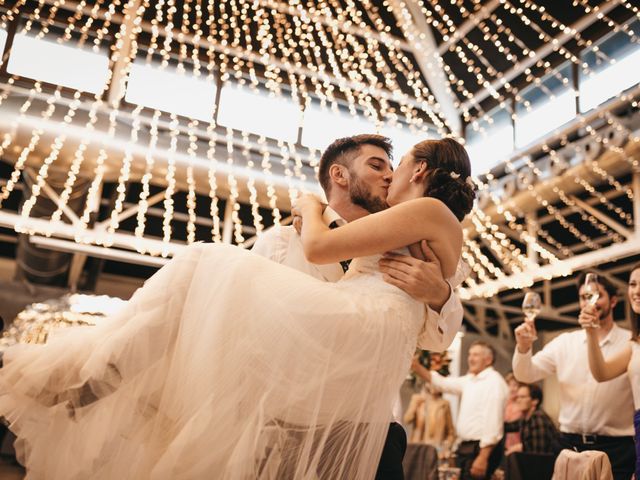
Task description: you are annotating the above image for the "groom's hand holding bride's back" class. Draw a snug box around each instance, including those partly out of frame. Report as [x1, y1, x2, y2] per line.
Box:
[378, 241, 451, 313]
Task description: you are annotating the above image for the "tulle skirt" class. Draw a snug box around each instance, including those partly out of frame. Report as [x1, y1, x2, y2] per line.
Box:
[0, 243, 423, 479]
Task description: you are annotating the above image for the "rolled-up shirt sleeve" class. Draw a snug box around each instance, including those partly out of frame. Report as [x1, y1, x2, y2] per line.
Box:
[416, 283, 462, 351]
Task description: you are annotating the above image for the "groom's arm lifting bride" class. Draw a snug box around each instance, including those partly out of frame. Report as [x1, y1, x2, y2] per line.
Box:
[252, 134, 464, 479]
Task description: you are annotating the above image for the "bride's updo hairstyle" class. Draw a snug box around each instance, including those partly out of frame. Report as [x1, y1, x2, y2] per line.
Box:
[412, 137, 476, 221]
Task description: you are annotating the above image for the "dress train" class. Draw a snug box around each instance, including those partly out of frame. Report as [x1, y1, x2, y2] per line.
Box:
[0, 243, 424, 479]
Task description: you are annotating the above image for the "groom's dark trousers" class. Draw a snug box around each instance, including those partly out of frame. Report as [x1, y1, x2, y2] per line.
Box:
[375, 422, 407, 480]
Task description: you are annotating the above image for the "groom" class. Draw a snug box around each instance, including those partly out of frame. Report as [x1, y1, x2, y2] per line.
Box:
[252, 134, 463, 479]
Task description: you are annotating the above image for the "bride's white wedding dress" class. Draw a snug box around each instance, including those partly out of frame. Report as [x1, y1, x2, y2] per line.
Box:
[0, 243, 442, 479]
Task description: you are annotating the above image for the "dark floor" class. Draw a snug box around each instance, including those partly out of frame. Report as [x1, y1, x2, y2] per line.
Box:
[0, 455, 24, 479]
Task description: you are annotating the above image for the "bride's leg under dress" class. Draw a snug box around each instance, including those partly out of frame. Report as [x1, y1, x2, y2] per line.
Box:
[0, 244, 419, 479]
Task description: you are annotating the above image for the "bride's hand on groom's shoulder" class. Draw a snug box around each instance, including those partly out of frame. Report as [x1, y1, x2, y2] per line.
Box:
[294, 194, 323, 216]
[291, 195, 327, 234]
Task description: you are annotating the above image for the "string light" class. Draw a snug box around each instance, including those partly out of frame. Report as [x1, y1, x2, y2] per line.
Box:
[78, 148, 108, 241]
[20, 91, 84, 220]
[133, 110, 161, 248]
[224, 127, 245, 245]
[205, 121, 222, 243]
[0, 82, 48, 208]
[461, 93, 640, 293]
[0, 0, 636, 301]
[162, 114, 180, 255]
[185, 120, 199, 245]
[105, 108, 141, 240]
[234, 131, 263, 235]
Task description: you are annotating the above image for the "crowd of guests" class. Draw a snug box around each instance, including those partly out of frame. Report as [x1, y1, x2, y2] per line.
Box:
[404, 262, 640, 480]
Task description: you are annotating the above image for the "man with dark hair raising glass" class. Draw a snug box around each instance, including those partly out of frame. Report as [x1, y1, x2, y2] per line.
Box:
[513, 272, 635, 480]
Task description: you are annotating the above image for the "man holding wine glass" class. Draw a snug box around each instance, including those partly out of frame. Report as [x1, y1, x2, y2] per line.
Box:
[522, 292, 542, 340]
[512, 272, 636, 480]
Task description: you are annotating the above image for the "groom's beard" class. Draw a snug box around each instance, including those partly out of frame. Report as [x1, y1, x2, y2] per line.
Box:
[349, 176, 388, 214]
[595, 301, 612, 322]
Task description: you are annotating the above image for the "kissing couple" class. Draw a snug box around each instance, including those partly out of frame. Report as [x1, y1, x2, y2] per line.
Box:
[0, 134, 475, 479]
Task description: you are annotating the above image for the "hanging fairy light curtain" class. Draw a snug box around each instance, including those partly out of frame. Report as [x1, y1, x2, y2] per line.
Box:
[0, 0, 637, 300]
[0, 0, 445, 253]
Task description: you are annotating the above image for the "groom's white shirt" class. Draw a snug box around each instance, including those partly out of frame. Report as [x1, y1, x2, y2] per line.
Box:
[251, 207, 463, 352]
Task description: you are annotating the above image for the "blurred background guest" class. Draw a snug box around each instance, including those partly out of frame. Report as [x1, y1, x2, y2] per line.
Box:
[506, 383, 560, 456]
[413, 341, 507, 480]
[502, 383, 561, 480]
[503, 373, 523, 455]
[404, 386, 455, 456]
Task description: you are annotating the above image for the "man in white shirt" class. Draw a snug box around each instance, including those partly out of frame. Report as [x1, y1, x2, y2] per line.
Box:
[253, 134, 464, 479]
[412, 341, 508, 479]
[512, 272, 635, 480]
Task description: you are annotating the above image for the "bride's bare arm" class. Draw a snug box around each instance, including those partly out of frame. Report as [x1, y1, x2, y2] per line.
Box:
[585, 329, 631, 382]
[298, 195, 462, 278]
[579, 306, 631, 381]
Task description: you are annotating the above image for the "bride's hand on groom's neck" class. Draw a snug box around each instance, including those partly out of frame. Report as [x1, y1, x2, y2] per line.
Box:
[294, 194, 324, 218]
[291, 200, 328, 235]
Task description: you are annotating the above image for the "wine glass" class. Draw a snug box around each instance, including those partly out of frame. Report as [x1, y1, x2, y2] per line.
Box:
[522, 292, 541, 340]
[582, 273, 600, 328]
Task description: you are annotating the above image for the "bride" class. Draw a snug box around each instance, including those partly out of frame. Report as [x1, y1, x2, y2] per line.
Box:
[0, 137, 474, 480]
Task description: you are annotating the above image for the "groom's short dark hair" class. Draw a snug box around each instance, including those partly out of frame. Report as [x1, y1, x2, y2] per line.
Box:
[318, 134, 392, 196]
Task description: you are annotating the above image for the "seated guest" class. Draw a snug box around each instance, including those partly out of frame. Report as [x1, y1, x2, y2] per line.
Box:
[404, 391, 427, 442]
[404, 387, 455, 456]
[506, 383, 561, 455]
[503, 373, 522, 455]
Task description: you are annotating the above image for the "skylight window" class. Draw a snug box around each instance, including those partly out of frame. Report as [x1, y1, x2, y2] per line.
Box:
[381, 124, 436, 166]
[515, 90, 576, 148]
[466, 107, 514, 175]
[580, 19, 640, 113]
[217, 83, 300, 142]
[125, 63, 217, 122]
[6, 33, 110, 94]
[301, 104, 377, 150]
[580, 48, 640, 113]
[0, 29, 7, 57]
[515, 63, 576, 149]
